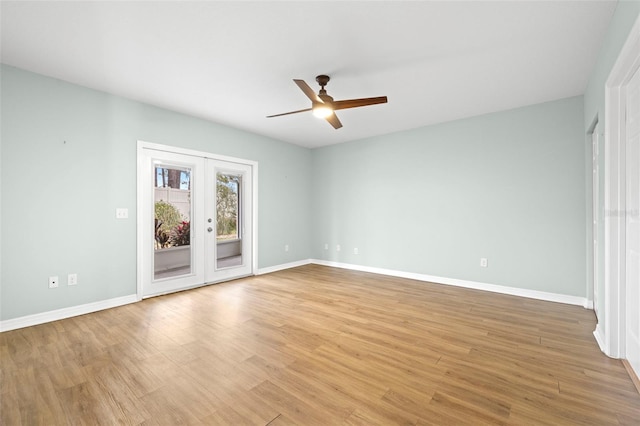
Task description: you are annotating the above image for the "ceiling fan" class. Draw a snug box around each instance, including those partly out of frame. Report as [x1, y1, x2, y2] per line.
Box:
[266, 75, 388, 129]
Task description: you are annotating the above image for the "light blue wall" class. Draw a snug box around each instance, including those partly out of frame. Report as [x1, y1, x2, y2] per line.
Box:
[6, 1, 638, 323]
[312, 96, 586, 297]
[583, 2, 640, 323]
[584, 1, 640, 124]
[0, 65, 312, 321]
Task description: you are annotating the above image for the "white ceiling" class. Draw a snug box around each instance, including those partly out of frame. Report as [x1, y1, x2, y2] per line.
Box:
[1, 1, 617, 149]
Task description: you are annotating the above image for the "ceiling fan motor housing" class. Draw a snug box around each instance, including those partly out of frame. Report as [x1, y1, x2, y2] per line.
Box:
[318, 93, 333, 103]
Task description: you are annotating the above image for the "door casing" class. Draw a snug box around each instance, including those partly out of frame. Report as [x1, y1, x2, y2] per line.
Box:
[591, 121, 600, 319]
[597, 14, 640, 363]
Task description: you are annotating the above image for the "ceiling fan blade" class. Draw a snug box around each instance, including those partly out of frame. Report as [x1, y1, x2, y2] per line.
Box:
[326, 113, 343, 129]
[294, 79, 322, 103]
[266, 107, 312, 118]
[333, 96, 388, 111]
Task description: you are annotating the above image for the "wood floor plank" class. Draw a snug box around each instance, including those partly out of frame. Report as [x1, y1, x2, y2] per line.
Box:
[2, 264, 639, 425]
[250, 379, 342, 425]
[202, 404, 256, 426]
[218, 388, 282, 425]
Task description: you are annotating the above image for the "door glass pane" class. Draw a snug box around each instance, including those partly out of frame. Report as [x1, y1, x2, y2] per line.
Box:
[154, 165, 192, 279]
[216, 172, 243, 269]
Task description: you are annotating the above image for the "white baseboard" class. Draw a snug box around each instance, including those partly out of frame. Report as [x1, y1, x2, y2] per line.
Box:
[593, 323, 607, 354]
[257, 259, 311, 275]
[310, 259, 590, 307]
[1, 259, 590, 332]
[0, 294, 138, 332]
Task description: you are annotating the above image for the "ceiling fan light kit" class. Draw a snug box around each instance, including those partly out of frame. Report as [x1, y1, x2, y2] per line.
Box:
[267, 75, 387, 129]
[312, 104, 334, 118]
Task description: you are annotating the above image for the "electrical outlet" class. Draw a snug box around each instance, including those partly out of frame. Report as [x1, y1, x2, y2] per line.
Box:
[336, 244, 341, 252]
[354, 247, 359, 255]
[324, 243, 329, 250]
[480, 258, 488, 268]
[49, 276, 59, 288]
[284, 244, 289, 252]
[68, 273, 78, 286]
[116, 208, 128, 219]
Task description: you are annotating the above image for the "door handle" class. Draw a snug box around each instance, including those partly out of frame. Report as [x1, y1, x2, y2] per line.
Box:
[207, 227, 213, 233]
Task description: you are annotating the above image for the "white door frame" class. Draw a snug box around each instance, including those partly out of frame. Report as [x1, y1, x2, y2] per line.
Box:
[598, 15, 640, 358]
[589, 119, 600, 318]
[136, 141, 259, 300]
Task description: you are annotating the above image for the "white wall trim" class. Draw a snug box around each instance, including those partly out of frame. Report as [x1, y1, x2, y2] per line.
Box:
[257, 259, 311, 275]
[600, 14, 640, 358]
[137, 140, 258, 168]
[0, 294, 138, 333]
[1, 258, 592, 332]
[594, 323, 606, 352]
[586, 116, 600, 318]
[309, 259, 589, 307]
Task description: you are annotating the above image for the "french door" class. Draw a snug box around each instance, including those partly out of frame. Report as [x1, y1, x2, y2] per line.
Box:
[206, 159, 253, 283]
[138, 143, 255, 298]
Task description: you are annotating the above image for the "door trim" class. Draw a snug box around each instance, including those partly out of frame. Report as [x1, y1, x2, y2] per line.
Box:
[588, 118, 600, 318]
[600, 14, 640, 358]
[136, 140, 258, 300]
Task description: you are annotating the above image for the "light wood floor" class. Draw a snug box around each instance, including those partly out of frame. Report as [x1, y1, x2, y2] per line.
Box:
[2, 265, 639, 425]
